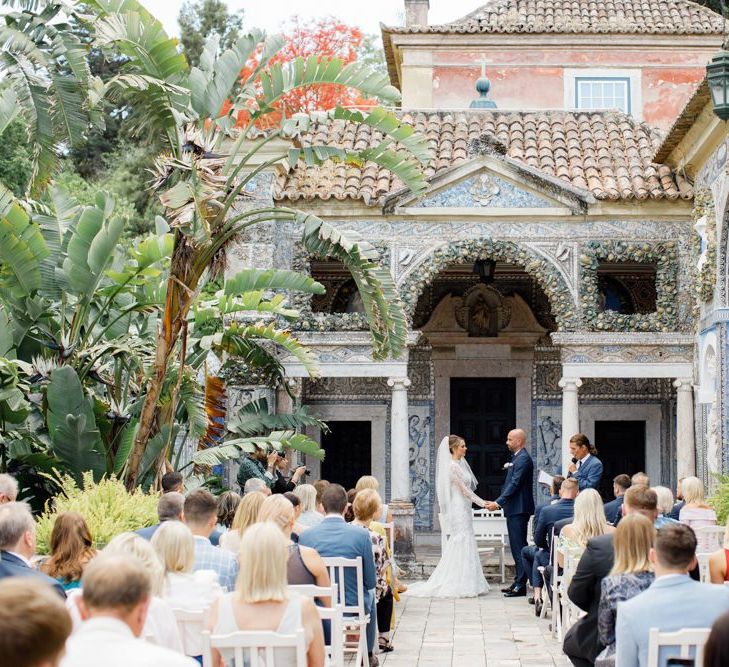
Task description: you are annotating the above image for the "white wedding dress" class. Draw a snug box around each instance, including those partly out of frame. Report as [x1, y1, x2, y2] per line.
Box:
[409, 438, 490, 598]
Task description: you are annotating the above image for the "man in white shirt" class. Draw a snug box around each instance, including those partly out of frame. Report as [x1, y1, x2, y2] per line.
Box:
[61, 554, 196, 667]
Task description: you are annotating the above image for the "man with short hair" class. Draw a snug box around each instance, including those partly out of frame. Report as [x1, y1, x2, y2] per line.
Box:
[616, 523, 729, 666]
[566, 433, 603, 490]
[0, 502, 64, 597]
[136, 492, 184, 540]
[0, 578, 72, 667]
[563, 484, 659, 666]
[61, 555, 196, 667]
[604, 474, 631, 525]
[631, 471, 650, 487]
[0, 473, 18, 504]
[160, 471, 184, 494]
[236, 446, 279, 493]
[243, 477, 271, 496]
[298, 484, 378, 666]
[183, 490, 238, 591]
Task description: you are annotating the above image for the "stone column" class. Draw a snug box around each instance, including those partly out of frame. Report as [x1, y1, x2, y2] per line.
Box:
[558, 378, 582, 476]
[387, 377, 415, 562]
[674, 378, 696, 479]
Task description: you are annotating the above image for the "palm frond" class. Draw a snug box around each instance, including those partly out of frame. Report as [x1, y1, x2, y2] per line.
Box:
[192, 430, 324, 466]
[228, 398, 327, 437]
[224, 268, 325, 297]
[198, 374, 226, 450]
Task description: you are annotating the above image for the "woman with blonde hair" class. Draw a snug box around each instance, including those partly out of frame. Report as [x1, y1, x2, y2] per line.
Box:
[652, 486, 680, 528]
[560, 488, 614, 554]
[679, 477, 717, 553]
[594, 514, 655, 666]
[294, 483, 323, 529]
[355, 476, 393, 524]
[65, 532, 183, 652]
[220, 490, 265, 553]
[41, 512, 96, 590]
[152, 521, 222, 660]
[257, 494, 331, 599]
[207, 522, 325, 667]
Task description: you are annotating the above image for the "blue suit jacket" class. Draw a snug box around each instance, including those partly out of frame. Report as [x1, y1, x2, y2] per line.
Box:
[603, 495, 624, 525]
[298, 516, 376, 608]
[136, 523, 221, 545]
[534, 498, 574, 549]
[495, 448, 535, 517]
[0, 551, 66, 598]
[616, 575, 729, 666]
[569, 455, 603, 491]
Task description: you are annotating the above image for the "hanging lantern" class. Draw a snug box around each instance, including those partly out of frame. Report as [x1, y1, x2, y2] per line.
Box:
[707, 49, 729, 121]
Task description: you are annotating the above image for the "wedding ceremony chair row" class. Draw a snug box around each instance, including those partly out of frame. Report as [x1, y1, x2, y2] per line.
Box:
[322, 556, 369, 667]
[646, 627, 711, 667]
[697, 552, 711, 583]
[172, 607, 207, 656]
[560, 547, 584, 635]
[472, 508, 508, 583]
[201, 628, 307, 667]
[289, 583, 344, 667]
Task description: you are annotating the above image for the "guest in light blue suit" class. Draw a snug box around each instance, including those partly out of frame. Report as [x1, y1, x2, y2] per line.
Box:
[298, 484, 377, 663]
[567, 433, 603, 491]
[616, 523, 729, 667]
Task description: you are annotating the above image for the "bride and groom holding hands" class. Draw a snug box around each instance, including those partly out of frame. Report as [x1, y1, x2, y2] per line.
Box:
[409, 429, 534, 598]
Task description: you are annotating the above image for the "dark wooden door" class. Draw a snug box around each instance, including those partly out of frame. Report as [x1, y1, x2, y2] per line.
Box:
[450, 378, 516, 502]
[320, 421, 371, 491]
[594, 420, 646, 500]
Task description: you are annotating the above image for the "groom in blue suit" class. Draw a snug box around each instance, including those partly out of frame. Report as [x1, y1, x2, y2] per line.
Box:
[486, 428, 534, 597]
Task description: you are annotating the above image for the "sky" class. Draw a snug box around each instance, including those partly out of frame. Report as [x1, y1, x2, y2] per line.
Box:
[140, 0, 482, 38]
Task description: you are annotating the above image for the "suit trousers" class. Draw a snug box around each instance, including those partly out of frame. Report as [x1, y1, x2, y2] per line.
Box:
[506, 513, 531, 587]
[521, 545, 549, 588]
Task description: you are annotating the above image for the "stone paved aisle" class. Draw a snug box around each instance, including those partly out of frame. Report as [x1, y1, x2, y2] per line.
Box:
[362, 588, 573, 667]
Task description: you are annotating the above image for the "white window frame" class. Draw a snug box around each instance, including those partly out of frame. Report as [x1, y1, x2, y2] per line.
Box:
[564, 68, 642, 120]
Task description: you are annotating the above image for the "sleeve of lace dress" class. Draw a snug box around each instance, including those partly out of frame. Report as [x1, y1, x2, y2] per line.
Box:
[450, 464, 485, 507]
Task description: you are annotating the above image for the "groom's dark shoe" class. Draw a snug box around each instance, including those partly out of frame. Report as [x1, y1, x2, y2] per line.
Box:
[503, 587, 526, 598]
[501, 583, 516, 593]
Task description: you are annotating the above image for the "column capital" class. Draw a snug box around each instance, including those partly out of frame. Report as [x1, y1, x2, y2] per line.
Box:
[673, 378, 694, 391]
[387, 377, 412, 389]
[558, 377, 583, 390]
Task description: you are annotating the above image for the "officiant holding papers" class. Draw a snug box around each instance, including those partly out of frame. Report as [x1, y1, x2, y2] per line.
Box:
[485, 429, 534, 597]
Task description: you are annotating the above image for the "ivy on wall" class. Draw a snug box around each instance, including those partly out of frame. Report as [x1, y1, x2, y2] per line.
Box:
[692, 188, 717, 306]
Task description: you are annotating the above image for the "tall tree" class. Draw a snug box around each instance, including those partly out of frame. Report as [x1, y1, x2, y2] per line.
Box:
[178, 0, 244, 68]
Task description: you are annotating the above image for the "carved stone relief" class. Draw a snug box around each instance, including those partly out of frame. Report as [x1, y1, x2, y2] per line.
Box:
[408, 405, 434, 529]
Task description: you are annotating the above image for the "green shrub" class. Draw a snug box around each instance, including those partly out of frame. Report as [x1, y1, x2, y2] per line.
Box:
[708, 473, 729, 526]
[36, 473, 159, 554]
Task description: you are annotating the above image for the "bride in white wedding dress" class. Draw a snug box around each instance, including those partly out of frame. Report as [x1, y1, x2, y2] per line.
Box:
[409, 435, 490, 598]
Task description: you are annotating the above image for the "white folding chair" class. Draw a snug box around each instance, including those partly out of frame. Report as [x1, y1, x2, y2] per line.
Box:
[202, 628, 307, 667]
[171, 607, 207, 656]
[381, 521, 395, 554]
[288, 584, 344, 667]
[322, 557, 369, 667]
[560, 548, 584, 634]
[694, 525, 725, 551]
[697, 552, 712, 583]
[646, 627, 711, 667]
[472, 509, 508, 583]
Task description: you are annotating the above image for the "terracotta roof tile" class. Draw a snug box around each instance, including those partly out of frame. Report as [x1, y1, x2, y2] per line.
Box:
[274, 110, 691, 206]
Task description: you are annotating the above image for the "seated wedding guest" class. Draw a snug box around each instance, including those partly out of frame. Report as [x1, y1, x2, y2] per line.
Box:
[679, 476, 718, 553]
[522, 477, 578, 613]
[284, 491, 305, 537]
[560, 488, 615, 560]
[669, 477, 685, 520]
[566, 433, 603, 491]
[162, 471, 184, 494]
[61, 555, 196, 667]
[594, 514, 655, 667]
[243, 477, 271, 496]
[563, 484, 658, 667]
[708, 515, 729, 584]
[652, 486, 680, 528]
[87, 532, 183, 652]
[294, 483, 324, 529]
[604, 475, 631, 525]
[548, 475, 565, 503]
[137, 492, 185, 541]
[219, 490, 265, 554]
[41, 512, 97, 591]
[352, 489, 396, 654]
[631, 472, 650, 487]
[0, 578, 72, 667]
[356, 476, 394, 523]
[313, 479, 330, 514]
[184, 490, 238, 591]
[0, 473, 18, 504]
[298, 483, 377, 666]
[207, 522, 325, 667]
[704, 610, 729, 667]
[152, 521, 222, 661]
[0, 502, 64, 597]
[257, 494, 331, 599]
[344, 488, 358, 522]
[615, 523, 729, 667]
[215, 491, 240, 533]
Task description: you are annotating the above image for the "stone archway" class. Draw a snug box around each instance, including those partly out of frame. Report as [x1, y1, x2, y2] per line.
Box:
[397, 238, 578, 330]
